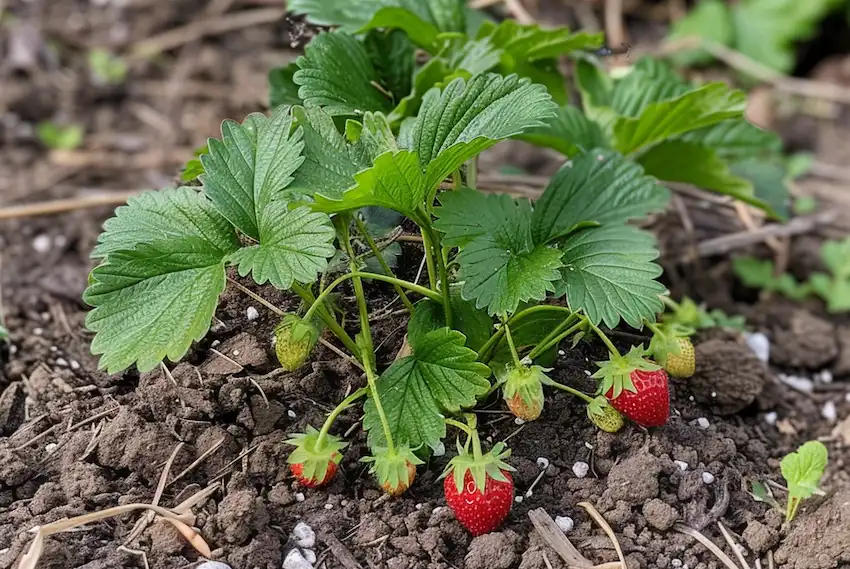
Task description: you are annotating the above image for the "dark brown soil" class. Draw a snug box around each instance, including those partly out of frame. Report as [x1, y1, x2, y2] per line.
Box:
[3, 1, 850, 569]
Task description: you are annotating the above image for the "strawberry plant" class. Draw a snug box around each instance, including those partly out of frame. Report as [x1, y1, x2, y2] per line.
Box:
[83, 0, 781, 535]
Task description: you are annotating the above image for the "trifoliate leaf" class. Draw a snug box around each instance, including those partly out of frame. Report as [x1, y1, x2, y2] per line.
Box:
[781, 440, 828, 520]
[518, 105, 610, 157]
[364, 327, 491, 450]
[311, 150, 427, 218]
[613, 83, 747, 154]
[289, 106, 362, 199]
[638, 140, 780, 216]
[294, 31, 393, 116]
[733, 0, 844, 74]
[83, 188, 240, 374]
[364, 29, 415, 103]
[200, 108, 304, 240]
[679, 119, 782, 160]
[476, 19, 603, 63]
[269, 63, 303, 108]
[556, 225, 664, 328]
[450, 194, 563, 315]
[666, 0, 734, 66]
[405, 74, 557, 190]
[229, 203, 335, 290]
[532, 151, 670, 244]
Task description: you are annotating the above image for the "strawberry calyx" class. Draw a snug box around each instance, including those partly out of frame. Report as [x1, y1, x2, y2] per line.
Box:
[275, 314, 321, 371]
[285, 425, 346, 485]
[586, 395, 624, 433]
[647, 321, 695, 368]
[591, 345, 660, 399]
[362, 445, 424, 497]
[440, 435, 515, 496]
[497, 364, 547, 421]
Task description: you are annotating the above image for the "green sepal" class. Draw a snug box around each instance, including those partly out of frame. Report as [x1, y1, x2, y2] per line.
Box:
[275, 314, 321, 371]
[497, 364, 547, 408]
[647, 321, 695, 367]
[361, 444, 424, 491]
[285, 425, 347, 483]
[440, 440, 515, 495]
[591, 345, 660, 398]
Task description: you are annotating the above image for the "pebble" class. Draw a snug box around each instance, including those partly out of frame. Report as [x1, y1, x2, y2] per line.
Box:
[70, 360, 80, 371]
[536, 457, 550, 470]
[55, 358, 68, 367]
[341, 500, 349, 507]
[49, 346, 58, 353]
[558, 350, 565, 356]
[696, 417, 710, 429]
[514, 417, 525, 425]
[33, 328, 43, 336]
[292, 522, 315, 549]
[572, 461, 589, 478]
[846, 392, 850, 404]
[744, 332, 770, 363]
[294, 492, 305, 503]
[822, 401, 837, 423]
[283, 549, 312, 569]
[324, 503, 333, 510]
[32, 234, 51, 253]
[432, 442, 445, 457]
[764, 412, 778, 426]
[514, 496, 523, 503]
[196, 563, 232, 569]
[674, 460, 689, 472]
[45, 443, 57, 454]
[555, 516, 574, 533]
[671, 560, 683, 568]
[583, 370, 591, 376]
[702, 472, 715, 485]
[246, 307, 260, 321]
[817, 369, 833, 384]
[288, 410, 297, 419]
[303, 550, 316, 564]
[777, 373, 814, 393]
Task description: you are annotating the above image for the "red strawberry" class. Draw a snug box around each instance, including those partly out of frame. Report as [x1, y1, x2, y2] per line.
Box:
[444, 468, 514, 536]
[605, 368, 669, 427]
[441, 439, 515, 536]
[593, 346, 670, 428]
[285, 426, 346, 488]
[291, 456, 338, 488]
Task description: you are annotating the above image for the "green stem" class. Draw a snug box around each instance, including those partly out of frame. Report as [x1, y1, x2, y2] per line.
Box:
[451, 170, 462, 190]
[467, 158, 477, 190]
[316, 387, 369, 448]
[478, 305, 576, 363]
[661, 295, 680, 311]
[292, 283, 360, 356]
[444, 418, 473, 437]
[528, 320, 585, 361]
[527, 314, 580, 360]
[582, 315, 621, 357]
[421, 219, 452, 327]
[546, 381, 593, 404]
[353, 216, 414, 314]
[644, 319, 664, 337]
[502, 320, 522, 368]
[363, 351, 394, 452]
[470, 428, 484, 461]
[420, 226, 438, 290]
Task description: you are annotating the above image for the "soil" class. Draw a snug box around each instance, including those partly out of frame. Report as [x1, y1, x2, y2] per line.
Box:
[3, 2, 850, 569]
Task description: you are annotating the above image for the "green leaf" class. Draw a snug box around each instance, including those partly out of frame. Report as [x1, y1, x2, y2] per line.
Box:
[486, 307, 566, 368]
[679, 119, 782, 160]
[294, 31, 393, 116]
[229, 203, 335, 290]
[610, 71, 689, 118]
[613, 83, 747, 154]
[666, 0, 734, 66]
[728, 157, 791, 219]
[532, 151, 670, 244]
[311, 150, 426, 217]
[200, 108, 304, 240]
[447, 38, 502, 75]
[476, 19, 603, 63]
[289, 106, 362, 199]
[389, 57, 454, 123]
[556, 225, 664, 328]
[36, 122, 84, 150]
[87, 48, 127, 85]
[350, 112, 398, 164]
[359, 0, 466, 51]
[448, 193, 563, 315]
[180, 145, 208, 183]
[518, 105, 610, 157]
[406, 74, 557, 190]
[83, 188, 240, 374]
[781, 440, 828, 520]
[364, 29, 416, 102]
[435, 188, 514, 248]
[733, 0, 843, 74]
[288, 0, 386, 31]
[269, 63, 303, 108]
[408, 295, 493, 352]
[575, 59, 614, 111]
[821, 238, 850, 279]
[638, 140, 779, 216]
[364, 327, 491, 450]
[513, 58, 569, 105]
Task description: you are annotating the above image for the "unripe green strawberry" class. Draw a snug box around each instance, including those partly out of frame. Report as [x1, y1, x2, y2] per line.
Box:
[499, 364, 546, 421]
[665, 337, 695, 379]
[587, 396, 624, 433]
[275, 314, 319, 371]
[362, 445, 423, 497]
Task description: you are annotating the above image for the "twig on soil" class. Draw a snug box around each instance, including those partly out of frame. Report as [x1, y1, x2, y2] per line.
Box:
[49, 149, 192, 170]
[527, 508, 594, 568]
[718, 521, 751, 569]
[126, 442, 186, 544]
[80, 420, 105, 461]
[673, 523, 741, 569]
[130, 7, 285, 56]
[322, 533, 364, 569]
[502, 422, 526, 443]
[117, 546, 150, 569]
[0, 192, 142, 220]
[11, 424, 58, 452]
[67, 406, 120, 432]
[577, 502, 626, 569]
[167, 437, 225, 489]
[542, 551, 555, 569]
[208, 444, 260, 483]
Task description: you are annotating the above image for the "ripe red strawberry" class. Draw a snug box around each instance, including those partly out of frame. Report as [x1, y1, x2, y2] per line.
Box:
[593, 345, 670, 428]
[363, 445, 423, 498]
[500, 364, 545, 421]
[441, 440, 515, 536]
[605, 368, 669, 427]
[285, 426, 346, 488]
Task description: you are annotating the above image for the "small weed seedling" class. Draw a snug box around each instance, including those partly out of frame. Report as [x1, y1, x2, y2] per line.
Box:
[734, 237, 850, 312]
[750, 440, 828, 523]
[36, 121, 84, 150]
[83, 0, 782, 535]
